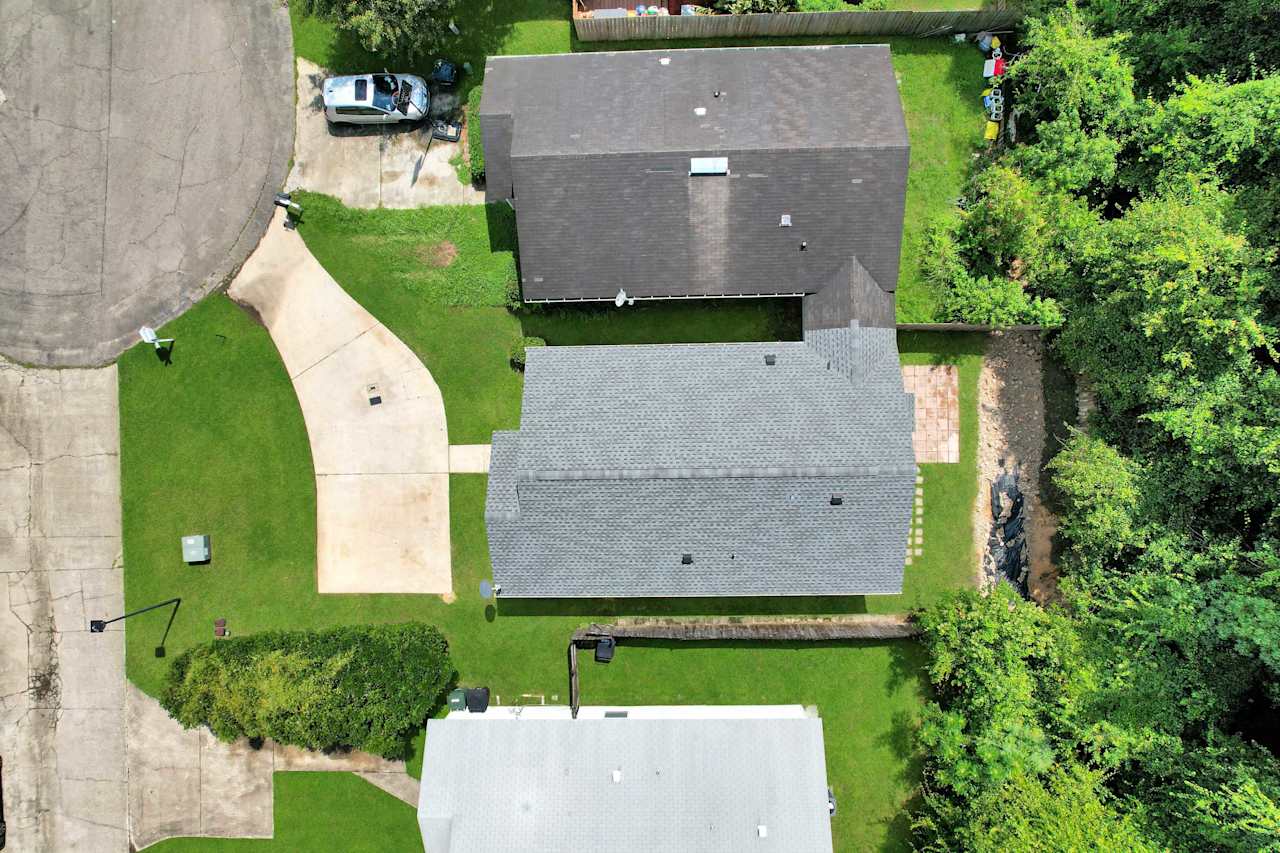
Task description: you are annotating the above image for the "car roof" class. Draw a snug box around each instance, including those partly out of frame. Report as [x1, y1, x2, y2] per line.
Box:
[322, 73, 424, 108]
[323, 75, 375, 108]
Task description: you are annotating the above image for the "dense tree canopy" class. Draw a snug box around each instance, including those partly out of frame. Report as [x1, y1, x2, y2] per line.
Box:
[917, 3, 1280, 850]
[300, 0, 459, 59]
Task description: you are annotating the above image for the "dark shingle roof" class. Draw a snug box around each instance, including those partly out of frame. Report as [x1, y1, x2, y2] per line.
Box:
[482, 45, 908, 157]
[480, 46, 909, 319]
[485, 322, 915, 597]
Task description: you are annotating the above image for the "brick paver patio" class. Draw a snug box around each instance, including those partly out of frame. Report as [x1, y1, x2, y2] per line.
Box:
[902, 365, 959, 464]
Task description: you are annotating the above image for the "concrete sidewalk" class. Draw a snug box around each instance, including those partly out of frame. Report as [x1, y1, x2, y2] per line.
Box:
[127, 685, 420, 849]
[229, 209, 452, 595]
[0, 360, 128, 851]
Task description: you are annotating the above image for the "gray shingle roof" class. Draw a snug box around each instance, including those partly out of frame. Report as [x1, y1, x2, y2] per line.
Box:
[480, 46, 909, 321]
[482, 45, 909, 157]
[417, 714, 834, 853]
[485, 321, 915, 597]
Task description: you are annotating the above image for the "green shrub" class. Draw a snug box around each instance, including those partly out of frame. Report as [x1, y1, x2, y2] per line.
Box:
[797, 0, 857, 10]
[508, 336, 545, 370]
[943, 271, 1064, 328]
[466, 85, 484, 183]
[711, 0, 796, 13]
[161, 623, 453, 759]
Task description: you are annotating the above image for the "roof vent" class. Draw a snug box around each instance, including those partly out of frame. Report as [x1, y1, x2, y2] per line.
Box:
[713, 90, 722, 98]
[681, 553, 693, 565]
[764, 354, 776, 366]
[659, 57, 671, 65]
[612, 769, 623, 783]
[779, 214, 792, 227]
[800, 241, 808, 251]
[830, 494, 844, 506]
[757, 825, 769, 838]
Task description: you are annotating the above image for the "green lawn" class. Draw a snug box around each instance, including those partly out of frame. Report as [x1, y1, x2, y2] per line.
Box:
[119, 286, 976, 850]
[146, 773, 423, 852]
[288, 4, 981, 321]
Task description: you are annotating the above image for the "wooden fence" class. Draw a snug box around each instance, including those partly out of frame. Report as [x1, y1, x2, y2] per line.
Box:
[573, 6, 1023, 41]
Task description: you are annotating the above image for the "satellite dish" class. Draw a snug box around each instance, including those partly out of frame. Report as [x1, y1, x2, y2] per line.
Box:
[479, 579, 493, 599]
[614, 289, 627, 308]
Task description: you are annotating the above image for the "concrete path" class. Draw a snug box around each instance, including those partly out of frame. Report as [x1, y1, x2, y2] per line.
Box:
[127, 685, 419, 849]
[903, 364, 960, 463]
[0, 359, 128, 851]
[0, 0, 294, 367]
[229, 209, 452, 595]
[449, 444, 492, 473]
[287, 58, 484, 208]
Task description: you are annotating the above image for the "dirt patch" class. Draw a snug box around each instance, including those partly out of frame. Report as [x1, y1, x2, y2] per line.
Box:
[974, 331, 1062, 603]
[415, 241, 458, 268]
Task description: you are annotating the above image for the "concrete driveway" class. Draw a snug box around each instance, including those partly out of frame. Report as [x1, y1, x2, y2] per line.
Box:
[230, 209, 453, 595]
[287, 58, 484, 208]
[0, 0, 293, 367]
[0, 359, 127, 851]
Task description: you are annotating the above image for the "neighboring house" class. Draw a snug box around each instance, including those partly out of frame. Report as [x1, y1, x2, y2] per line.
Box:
[480, 45, 909, 331]
[485, 320, 915, 598]
[418, 704, 834, 853]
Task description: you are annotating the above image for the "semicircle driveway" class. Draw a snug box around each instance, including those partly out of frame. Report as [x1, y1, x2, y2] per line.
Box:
[229, 209, 452, 595]
[0, 0, 293, 367]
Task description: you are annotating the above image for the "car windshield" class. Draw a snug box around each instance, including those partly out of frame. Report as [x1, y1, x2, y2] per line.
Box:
[371, 74, 397, 112]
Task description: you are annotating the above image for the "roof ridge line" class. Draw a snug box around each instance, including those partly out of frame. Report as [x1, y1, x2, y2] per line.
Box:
[516, 464, 917, 482]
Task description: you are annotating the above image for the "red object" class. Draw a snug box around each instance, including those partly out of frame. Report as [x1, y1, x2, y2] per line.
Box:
[993, 57, 1006, 76]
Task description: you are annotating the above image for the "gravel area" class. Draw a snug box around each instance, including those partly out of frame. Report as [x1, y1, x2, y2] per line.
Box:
[974, 331, 1061, 602]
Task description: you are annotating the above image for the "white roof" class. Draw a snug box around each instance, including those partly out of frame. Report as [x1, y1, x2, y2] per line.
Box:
[418, 705, 833, 853]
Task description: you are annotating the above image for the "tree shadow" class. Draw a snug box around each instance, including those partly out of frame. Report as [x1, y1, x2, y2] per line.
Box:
[499, 594, 868, 619]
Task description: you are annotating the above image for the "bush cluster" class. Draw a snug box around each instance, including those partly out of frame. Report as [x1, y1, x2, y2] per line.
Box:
[508, 335, 545, 370]
[161, 623, 454, 759]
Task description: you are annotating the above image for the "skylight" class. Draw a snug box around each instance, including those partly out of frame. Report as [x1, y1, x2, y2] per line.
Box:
[689, 157, 728, 176]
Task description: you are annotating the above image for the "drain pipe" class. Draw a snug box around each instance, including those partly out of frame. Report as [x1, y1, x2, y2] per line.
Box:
[567, 641, 581, 719]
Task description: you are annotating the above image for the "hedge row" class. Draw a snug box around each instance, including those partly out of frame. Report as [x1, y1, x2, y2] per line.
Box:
[467, 85, 484, 181]
[161, 622, 454, 758]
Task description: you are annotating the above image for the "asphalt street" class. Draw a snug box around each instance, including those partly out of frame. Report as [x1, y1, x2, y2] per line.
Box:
[0, 0, 294, 366]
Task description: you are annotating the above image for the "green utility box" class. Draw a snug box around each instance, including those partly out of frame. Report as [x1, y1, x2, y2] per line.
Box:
[181, 534, 210, 564]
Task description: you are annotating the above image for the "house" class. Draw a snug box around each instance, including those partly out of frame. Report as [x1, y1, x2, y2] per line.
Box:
[480, 45, 909, 331]
[417, 704, 835, 853]
[485, 320, 916, 598]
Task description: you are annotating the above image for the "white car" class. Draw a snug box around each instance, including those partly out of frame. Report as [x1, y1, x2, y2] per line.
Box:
[323, 73, 430, 125]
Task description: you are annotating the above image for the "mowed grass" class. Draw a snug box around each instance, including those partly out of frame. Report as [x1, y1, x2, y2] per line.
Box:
[119, 288, 970, 851]
[145, 773, 423, 853]
[288, 4, 981, 321]
[291, 191, 980, 612]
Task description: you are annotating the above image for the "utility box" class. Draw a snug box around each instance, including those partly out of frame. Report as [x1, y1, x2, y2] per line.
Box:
[447, 688, 467, 712]
[181, 535, 210, 564]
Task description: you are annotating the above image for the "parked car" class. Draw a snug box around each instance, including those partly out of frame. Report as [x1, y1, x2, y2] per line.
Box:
[323, 73, 429, 125]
